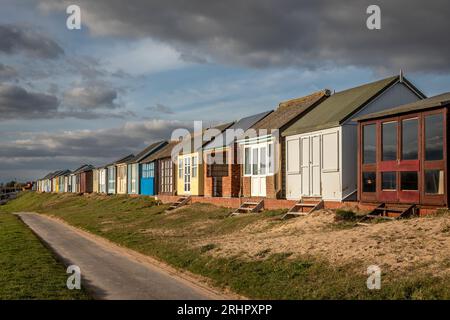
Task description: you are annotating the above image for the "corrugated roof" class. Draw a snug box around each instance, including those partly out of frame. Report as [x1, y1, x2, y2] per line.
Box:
[252, 89, 331, 132]
[142, 140, 181, 163]
[355, 92, 450, 121]
[204, 111, 272, 150]
[282, 76, 407, 136]
[131, 140, 167, 163]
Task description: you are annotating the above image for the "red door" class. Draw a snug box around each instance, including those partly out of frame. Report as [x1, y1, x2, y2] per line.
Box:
[378, 116, 420, 204]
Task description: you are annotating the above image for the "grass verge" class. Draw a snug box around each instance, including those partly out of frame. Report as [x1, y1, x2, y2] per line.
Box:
[0, 211, 90, 299]
[2, 191, 450, 299]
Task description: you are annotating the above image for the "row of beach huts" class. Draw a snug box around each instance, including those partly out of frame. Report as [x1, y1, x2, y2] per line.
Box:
[37, 74, 450, 217]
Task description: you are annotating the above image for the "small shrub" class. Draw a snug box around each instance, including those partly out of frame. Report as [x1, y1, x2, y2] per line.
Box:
[200, 243, 217, 253]
[335, 209, 357, 222]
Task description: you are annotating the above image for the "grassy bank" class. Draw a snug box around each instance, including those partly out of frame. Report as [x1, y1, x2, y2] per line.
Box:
[2, 191, 450, 299]
[0, 211, 90, 299]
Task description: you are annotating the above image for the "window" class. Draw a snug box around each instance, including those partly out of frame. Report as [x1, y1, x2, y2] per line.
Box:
[178, 158, 183, 179]
[252, 148, 259, 175]
[425, 113, 443, 161]
[149, 162, 154, 177]
[402, 118, 418, 160]
[400, 171, 418, 190]
[382, 121, 397, 161]
[268, 143, 275, 174]
[425, 170, 444, 194]
[244, 147, 251, 175]
[382, 172, 396, 190]
[362, 172, 376, 192]
[260, 147, 267, 175]
[363, 124, 376, 164]
[192, 156, 198, 178]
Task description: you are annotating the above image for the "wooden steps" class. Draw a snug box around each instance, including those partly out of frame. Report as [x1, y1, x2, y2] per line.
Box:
[358, 203, 417, 224]
[231, 200, 264, 216]
[282, 198, 324, 219]
[166, 196, 191, 212]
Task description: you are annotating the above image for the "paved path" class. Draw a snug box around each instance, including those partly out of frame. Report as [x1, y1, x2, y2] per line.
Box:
[17, 212, 224, 300]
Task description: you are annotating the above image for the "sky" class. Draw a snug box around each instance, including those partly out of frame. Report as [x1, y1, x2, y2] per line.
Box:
[1, 0, 450, 182]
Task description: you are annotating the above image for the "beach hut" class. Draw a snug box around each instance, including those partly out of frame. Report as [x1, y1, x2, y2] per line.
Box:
[116, 155, 134, 194]
[355, 92, 450, 208]
[237, 90, 330, 199]
[176, 122, 234, 196]
[283, 74, 425, 202]
[98, 166, 108, 194]
[92, 168, 99, 193]
[139, 141, 181, 196]
[127, 141, 167, 195]
[203, 111, 271, 197]
[79, 165, 95, 194]
[106, 155, 134, 195]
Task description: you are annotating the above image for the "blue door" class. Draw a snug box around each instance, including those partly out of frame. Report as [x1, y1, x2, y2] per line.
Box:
[140, 162, 155, 195]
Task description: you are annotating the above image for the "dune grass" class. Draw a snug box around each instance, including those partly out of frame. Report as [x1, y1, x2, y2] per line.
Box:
[2, 191, 450, 299]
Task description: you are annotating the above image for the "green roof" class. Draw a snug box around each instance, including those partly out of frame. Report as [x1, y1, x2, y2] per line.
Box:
[354, 92, 450, 121]
[282, 76, 401, 136]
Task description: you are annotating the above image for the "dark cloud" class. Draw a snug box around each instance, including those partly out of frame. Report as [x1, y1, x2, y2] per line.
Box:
[0, 119, 194, 181]
[40, 0, 450, 72]
[146, 103, 174, 114]
[64, 86, 120, 109]
[0, 83, 59, 119]
[0, 83, 131, 120]
[0, 24, 64, 59]
[0, 63, 18, 80]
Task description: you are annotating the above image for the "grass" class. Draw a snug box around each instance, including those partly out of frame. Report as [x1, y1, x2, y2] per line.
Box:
[0, 211, 90, 299]
[3, 191, 450, 299]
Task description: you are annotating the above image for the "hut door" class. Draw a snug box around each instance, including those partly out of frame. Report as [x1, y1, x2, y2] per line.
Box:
[379, 117, 420, 204]
[398, 117, 420, 203]
[250, 145, 267, 197]
[301, 136, 321, 197]
[184, 157, 191, 193]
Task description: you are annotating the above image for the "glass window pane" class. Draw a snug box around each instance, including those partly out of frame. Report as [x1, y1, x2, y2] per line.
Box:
[260, 147, 266, 175]
[425, 170, 444, 194]
[244, 148, 251, 175]
[362, 172, 376, 192]
[401, 171, 418, 190]
[425, 114, 443, 161]
[363, 124, 376, 164]
[382, 172, 396, 190]
[252, 148, 258, 175]
[382, 121, 397, 161]
[402, 118, 418, 160]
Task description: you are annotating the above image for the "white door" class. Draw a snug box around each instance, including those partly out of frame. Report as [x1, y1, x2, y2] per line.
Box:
[301, 137, 310, 196]
[311, 135, 321, 196]
[301, 135, 322, 197]
[184, 157, 191, 193]
[250, 145, 267, 197]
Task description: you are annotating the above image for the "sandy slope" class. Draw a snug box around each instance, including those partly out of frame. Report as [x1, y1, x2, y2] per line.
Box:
[199, 210, 450, 276]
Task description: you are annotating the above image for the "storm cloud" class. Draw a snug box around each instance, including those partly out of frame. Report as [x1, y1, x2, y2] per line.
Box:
[39, 0, 450, 72]
[0, 24, 64, 59]
[0, 83, 60, 119]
